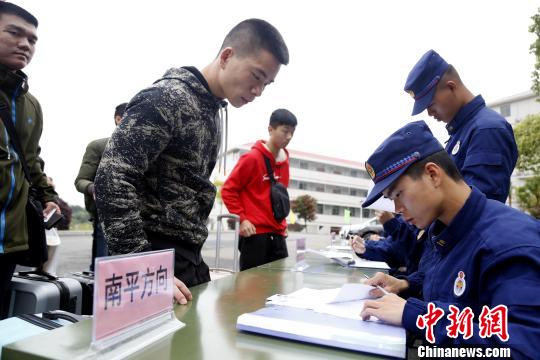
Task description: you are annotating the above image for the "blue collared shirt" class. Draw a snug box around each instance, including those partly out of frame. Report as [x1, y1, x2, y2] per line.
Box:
[363, 216, 425, 278]
[401, 187, 540, 359]
[445, 95, 518, 203]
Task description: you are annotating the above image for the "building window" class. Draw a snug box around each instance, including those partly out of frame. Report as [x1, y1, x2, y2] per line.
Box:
[500, 104, 511, 117]
[300, 161, 308, 169]
[362, 209, 377, 218]
[358, 170, 370, 179]
[332, 206, 340, 216]
[316, 204, 323, 214]
[316, 165, 325, 172]
[298, 182, 307, 190]
[350, 189, 357, 196]
[332, 187, 341, 194]
[315, 185, 325, 192]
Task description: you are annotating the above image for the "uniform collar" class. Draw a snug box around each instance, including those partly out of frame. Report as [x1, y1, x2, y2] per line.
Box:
[0, 64, 29, 97]
[428, 186, 487, 255]
[445, 95, 485, 135]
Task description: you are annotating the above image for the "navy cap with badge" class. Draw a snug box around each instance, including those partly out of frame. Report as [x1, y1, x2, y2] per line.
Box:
[362, 120, 444, 208]
[404, 50, 449, 116]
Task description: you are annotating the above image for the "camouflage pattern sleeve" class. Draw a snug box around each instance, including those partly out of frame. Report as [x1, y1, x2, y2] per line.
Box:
[94, 87, 178, 255]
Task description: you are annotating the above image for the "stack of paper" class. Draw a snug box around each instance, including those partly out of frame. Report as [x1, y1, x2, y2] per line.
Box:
[237, 284, 406, 358]
[305, 249, 390, 270]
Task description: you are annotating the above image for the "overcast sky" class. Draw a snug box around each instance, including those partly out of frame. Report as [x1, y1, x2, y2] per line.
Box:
[14, 0, 540, 207]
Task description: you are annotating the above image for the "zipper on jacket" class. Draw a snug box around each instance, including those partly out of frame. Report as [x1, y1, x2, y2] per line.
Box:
[0, 84, 23, 252]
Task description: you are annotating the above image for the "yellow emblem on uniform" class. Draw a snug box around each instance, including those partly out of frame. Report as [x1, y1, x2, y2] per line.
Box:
[365, 162, 376, 179]
[407, 90, 415, 99]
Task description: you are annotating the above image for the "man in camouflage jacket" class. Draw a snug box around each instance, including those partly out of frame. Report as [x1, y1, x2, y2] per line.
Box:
[95, 19, 289, 304]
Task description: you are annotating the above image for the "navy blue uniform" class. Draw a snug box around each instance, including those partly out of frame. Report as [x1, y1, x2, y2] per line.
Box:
[402, 187, 540, 359]
[400, 95, 518, 294]
[445, 95, 517, 203]
[363, 216, 425, 278]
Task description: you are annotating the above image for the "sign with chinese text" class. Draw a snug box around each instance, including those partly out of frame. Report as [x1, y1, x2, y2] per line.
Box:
[93, 249, 174, 342]
[417, 302, 509, 344]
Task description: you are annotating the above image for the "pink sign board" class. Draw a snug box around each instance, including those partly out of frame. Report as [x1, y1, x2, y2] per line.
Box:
[93, 249, 174, 342]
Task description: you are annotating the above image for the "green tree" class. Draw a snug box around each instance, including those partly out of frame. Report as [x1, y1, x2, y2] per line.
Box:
[530, 7, 540, 96]
[69, 205, 92, 230]
[515, 177, 540, 218]
[513, 114, 540, 218]
[291, 195, 317, 232]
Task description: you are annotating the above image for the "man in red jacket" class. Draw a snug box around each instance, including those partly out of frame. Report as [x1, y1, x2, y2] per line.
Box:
[222, 109, 297, 270]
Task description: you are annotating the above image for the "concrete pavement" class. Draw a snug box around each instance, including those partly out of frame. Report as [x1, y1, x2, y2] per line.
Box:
[32, 230, 336, 277]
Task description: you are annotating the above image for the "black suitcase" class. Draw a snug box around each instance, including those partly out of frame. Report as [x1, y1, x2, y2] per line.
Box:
[69, 271, 94, 315]
[8, 270, 82, 317]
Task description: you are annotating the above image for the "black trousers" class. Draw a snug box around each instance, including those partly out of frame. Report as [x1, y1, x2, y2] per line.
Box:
[147, 232, 210, 288]
[238, 233, 288, 271]
[0, 255, 16, 319]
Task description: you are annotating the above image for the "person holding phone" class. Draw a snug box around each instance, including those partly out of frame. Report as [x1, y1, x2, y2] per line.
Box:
[0, 2, 60, 319]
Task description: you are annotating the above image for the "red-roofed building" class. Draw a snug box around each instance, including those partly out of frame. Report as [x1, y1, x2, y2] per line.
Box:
[211, 144, 376, 234]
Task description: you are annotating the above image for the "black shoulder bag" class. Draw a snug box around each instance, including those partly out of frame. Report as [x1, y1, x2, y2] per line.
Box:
[263, 156, 290, 222]
[0, 102, 48, 267]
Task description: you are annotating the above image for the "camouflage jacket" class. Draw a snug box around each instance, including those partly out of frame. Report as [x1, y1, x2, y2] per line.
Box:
[0, 65, 57, 254]
[95, 67, 225, 255]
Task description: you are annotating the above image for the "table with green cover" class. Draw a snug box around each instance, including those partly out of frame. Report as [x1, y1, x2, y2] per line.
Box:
[2, 253, 393, 360]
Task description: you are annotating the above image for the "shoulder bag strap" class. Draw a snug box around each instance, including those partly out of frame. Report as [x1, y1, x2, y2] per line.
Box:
[263, 155, 276, 185]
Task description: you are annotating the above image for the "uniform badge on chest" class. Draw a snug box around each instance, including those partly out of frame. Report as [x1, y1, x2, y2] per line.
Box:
[453, 271, 466, 297]
[451, 140, 460, 155]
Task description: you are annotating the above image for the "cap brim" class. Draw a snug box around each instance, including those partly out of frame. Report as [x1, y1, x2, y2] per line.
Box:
[411, 86, 436, 116]
[362, 165, 411, 208]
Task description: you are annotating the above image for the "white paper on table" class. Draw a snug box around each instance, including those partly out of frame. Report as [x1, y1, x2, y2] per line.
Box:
[266, 288, 338, 309]
[330, 283, 374, 303]
[266, 283, 375, 310]
[313, 300, 381, 321]
[325, 245, 352, 252]
[349, 258, 390, 270]
[306, 248, 353, 260]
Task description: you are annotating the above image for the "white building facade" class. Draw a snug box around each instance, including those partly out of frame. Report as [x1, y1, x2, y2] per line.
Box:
[488, 90, 540, 125]
[211, 144, 375, 234]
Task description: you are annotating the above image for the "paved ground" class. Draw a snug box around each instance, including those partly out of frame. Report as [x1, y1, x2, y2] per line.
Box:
[22, 230, 339, 277]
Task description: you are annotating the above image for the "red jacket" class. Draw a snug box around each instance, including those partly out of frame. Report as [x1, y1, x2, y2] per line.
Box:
[221, 140, 289, 235]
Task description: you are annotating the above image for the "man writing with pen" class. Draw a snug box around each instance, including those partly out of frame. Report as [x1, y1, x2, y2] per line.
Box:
[357, 121, 539, 359]
[350, 210, 425, 283]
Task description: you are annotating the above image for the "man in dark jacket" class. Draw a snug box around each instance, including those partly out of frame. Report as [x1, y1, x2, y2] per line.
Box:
[95, 19, 289, 304]
[75, 103, 127, 271]
[0, 2, 60, 319]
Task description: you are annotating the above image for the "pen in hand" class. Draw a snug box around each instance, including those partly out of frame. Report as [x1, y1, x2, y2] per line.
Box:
[363, 273, 389, 295]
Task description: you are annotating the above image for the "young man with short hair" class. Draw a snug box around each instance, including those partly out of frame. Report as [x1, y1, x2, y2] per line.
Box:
[222, 109, 297, 270]
[74, 102, 127, 271]
[404, 49, 517, 203]
[356, 50, 521, 297]
[360, 121, 540, 358]
[95, 19, 289, 303]
[0, 2, 60, 318]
